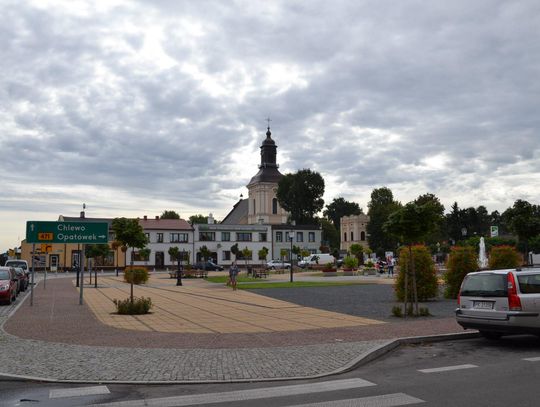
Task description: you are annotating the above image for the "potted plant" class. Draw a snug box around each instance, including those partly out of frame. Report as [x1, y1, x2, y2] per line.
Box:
[322, 262, 337, 276]
[342, 256, 358, 276]
[363, 260, 377, 275]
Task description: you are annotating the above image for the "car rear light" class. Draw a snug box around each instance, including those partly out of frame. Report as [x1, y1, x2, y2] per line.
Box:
[507, 272, 522, 311]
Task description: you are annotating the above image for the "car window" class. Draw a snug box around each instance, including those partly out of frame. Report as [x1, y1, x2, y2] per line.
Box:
[0, 270, 11, 280]
[518, 274, 540, 294]
[461, 273, 507, 297]
[6, 261, 27, 270]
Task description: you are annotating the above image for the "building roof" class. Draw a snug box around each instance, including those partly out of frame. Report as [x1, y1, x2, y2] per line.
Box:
[138, 217, 192, 231]
[221, 199, 248, 225]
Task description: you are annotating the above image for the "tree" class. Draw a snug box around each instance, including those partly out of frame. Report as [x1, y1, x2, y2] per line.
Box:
[241, 247, 252, 269]
[112, 217, 148, 302]
[168, 247, 180, 267]
[503, 200, 540, 263]
[367, 187, 401, 253]
[258, 247, 269, 263]
[199, 245, 211, 265]
[189, 214, 208, 225]
[414, 193, 445, 245]
[231, 243, 239, 260]
[319, 218, 339, 251]
[349, 243, 364, 264]
[383, 200, 442, 316]
[277, 169, 325, 224]
[323, 197, 362, 231]
[160, 210, 180, 219]
[139, 248, 151, 266]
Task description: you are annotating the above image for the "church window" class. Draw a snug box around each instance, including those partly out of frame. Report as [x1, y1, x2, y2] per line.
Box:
[253, 199, 256, 215]
[361, 231, 366, 241]
[272, 198, 278, 214]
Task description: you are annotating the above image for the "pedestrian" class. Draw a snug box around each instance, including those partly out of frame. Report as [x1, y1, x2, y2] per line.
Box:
[387, 256, 396, 277]
[229, 261, 239, 291]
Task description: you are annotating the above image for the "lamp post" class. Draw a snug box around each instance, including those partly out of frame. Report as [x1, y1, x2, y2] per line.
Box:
[177, 250, 184, 286]
[289, 229, 294, 283]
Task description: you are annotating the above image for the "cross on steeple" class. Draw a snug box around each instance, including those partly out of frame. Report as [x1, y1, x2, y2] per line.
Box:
[265, 117, 272, 129]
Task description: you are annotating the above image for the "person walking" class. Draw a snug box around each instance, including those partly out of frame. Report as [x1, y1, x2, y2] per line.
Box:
[387, 256, 396, 277]
[229, 261, 239, 291]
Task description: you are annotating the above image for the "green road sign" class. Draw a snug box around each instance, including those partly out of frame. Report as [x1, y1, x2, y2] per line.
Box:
[26, 221, 109, 244]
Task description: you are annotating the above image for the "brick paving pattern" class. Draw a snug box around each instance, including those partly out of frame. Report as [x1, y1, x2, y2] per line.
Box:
[0, 273, 464, 382]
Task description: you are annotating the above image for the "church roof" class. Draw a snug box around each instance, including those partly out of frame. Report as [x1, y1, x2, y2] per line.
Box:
[221, 199, 249, 224]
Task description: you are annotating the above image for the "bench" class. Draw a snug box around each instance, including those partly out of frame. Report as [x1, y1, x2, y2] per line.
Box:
[252, 268, 268, 278]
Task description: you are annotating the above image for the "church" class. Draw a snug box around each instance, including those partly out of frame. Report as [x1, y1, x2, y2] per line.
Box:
[193, 125, 323, 265]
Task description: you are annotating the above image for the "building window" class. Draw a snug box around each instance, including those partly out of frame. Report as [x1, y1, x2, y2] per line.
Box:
[237, 232, 252, 242]
[133, 251, 149, 261]
[308, 232, 315, 242]
[272, 198, 278, 214]
[296, 232, 303, 242]
[171, 233, 188, 243]
[145, 233, 150, 242]
[259, 232, 267, 242]
[253, 199, 256, 215]
[286, 231, 293, 241]
[276, 231, 283, 242]
[361, 231, 366, 241]
[222, 251, 231, 261]
[199, 232, 215, 241]
[351, 232, 354, 241]
[344, 232, 347, 242]
[221, 232, 230, 241]
[157, 233, 163, 243]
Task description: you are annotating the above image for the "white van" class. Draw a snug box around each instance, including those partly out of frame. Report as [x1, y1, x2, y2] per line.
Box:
[5, 259, 29, 272]
[298, 254, 335, 268]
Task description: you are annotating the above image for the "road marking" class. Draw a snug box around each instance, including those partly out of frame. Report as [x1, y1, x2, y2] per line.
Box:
[523, 357, 540, 362]
[418, 364, 478, 373]
[50, 385, 110, 399]
[288, 393, 424, 406]
[86, 378, 376, 407]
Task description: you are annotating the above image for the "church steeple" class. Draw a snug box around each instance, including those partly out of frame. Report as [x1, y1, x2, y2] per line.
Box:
[260, 126, 278, 169]
[247, 126, 283, 186]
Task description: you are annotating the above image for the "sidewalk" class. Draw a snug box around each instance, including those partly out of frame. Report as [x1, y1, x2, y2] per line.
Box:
[0, 273, 468, 383]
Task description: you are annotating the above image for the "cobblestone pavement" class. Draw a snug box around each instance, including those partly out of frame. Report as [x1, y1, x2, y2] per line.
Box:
[0, 273, 464, 383]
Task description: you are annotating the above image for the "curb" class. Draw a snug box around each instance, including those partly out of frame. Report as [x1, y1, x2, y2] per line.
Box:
[0, 331, 479, 385]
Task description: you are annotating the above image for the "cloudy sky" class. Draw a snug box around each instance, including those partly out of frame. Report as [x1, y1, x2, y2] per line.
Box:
[1, 0, 539, 251]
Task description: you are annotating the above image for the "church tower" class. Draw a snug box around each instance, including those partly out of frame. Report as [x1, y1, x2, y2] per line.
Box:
[247, 126, 288, 224]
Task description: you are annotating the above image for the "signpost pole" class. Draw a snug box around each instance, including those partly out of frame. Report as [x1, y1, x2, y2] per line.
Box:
[44, 257, 47, 290]
[30, 244, 35, 306]
[79, 244, 85, 305]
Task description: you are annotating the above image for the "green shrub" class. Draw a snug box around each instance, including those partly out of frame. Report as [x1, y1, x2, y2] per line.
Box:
[418, 307, 431, 317]
[391, 305, 403, 318]
[123, 267, 149, 285]
[488, 245, 520, 269]
[113, 296, 153, 315]
[395, 245, 438, 302]
[444, 246, 478, 299]
[343, 256, 359, 269]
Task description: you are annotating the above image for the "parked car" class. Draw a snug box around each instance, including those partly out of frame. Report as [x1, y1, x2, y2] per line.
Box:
[456, 268, 540, 339]
[193, 261, 224, 271]
[0, 267, 18, 305]
[5, 260, 29, 274]
[298, 254, 336, 268]
[266, 259, 291, 270]
[13, 267, 28, 292]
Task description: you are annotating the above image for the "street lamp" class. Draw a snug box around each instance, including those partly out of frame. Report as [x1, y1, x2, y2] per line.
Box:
[177, 250, 184, 286]
[289, 229, 294, 283]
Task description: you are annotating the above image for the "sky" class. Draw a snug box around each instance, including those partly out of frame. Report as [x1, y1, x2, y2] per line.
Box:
[1, 0, 539, 251]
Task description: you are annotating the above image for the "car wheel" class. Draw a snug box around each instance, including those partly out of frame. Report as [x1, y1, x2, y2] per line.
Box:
[479, 331, 501, 340]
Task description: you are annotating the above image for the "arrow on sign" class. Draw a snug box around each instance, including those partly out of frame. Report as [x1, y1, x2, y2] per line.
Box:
[30, 223, 35, 232]
[98, 235, 106, 239]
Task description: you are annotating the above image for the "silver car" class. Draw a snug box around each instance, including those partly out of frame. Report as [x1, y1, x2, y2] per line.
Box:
[266, 260, 291, 270]
[456, 268, 540, 339]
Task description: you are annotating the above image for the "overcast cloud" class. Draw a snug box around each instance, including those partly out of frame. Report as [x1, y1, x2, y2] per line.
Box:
[1, 0, 539, 250]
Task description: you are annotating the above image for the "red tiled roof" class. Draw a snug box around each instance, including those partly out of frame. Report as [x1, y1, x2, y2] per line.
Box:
[138, 218, 193, 231]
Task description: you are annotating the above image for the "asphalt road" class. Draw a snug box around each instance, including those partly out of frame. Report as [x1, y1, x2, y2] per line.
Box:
[4, 335, 540, 406]
[253, 284, 457, 321]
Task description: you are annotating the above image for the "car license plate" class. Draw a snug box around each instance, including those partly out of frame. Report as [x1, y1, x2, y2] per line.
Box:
[473, 301, 494, 310]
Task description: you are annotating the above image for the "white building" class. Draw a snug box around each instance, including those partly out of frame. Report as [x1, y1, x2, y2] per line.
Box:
[130, 216, 193, 268]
